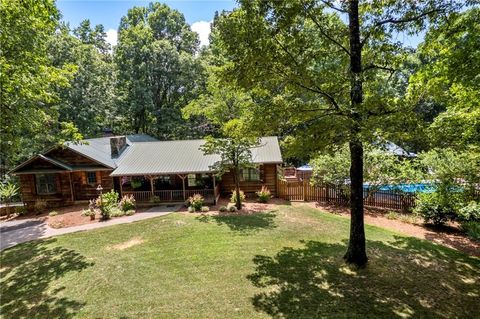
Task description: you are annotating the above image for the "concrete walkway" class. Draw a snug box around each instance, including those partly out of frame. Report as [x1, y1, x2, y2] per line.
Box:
[0, 205, 180, 251]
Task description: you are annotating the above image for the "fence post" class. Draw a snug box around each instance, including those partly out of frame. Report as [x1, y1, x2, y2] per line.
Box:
[303, 180, 307, 201]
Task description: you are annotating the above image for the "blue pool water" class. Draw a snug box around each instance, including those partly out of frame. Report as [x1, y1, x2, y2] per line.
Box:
[363, 183, 435, 193]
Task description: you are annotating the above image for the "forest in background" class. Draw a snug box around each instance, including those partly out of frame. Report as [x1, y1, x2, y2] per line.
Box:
[1, 0, 478, 175]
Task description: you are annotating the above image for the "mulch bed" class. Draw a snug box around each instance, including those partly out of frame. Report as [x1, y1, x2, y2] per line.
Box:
[302, 201, 479, 257]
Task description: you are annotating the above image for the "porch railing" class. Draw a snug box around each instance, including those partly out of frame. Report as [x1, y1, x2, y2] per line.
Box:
[123, 188, 216, 203]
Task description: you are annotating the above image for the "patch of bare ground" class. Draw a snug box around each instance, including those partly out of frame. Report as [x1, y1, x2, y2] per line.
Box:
[108, 237, 145, 250]
[300, 201, 479, 257]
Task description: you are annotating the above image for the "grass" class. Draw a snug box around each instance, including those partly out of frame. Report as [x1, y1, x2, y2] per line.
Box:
[1, 204, 479, 318]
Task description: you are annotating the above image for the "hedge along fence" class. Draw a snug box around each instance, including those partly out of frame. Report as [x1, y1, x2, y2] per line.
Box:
[277, 179, 417, 211]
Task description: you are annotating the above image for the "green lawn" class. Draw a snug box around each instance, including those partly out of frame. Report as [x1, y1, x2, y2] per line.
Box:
[1, 204, 479, 319]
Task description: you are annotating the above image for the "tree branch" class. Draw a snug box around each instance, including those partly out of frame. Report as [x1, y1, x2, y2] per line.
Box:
[363, 64, 396, 73]
[319, 0, 347, 14]
[301, 1, 351, 56]
[270, 37, 341, 111]
[373, 9, 444, 28]
[361, 7, 447, 47]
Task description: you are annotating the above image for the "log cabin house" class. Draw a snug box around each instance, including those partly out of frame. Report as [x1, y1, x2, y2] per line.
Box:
[10, 135, 283, 210]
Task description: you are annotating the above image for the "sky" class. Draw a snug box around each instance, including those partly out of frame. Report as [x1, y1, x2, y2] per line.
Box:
[57, 0, 237, 46]
[57, 0, 423, 48]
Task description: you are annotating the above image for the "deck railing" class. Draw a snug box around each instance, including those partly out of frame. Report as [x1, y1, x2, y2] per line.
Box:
[123, 188, 216, 203]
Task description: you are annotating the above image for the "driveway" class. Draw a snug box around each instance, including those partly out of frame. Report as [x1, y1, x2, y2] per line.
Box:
[0, 205, 180, 251]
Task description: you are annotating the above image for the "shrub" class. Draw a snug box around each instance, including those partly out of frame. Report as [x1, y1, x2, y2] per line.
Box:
[386, 211, 398, 220]
[149, 195, 161, 204]
[48, 211, 58, 217]
[188, 194, 204, 211]
[230, 190, 245, 203]
[460, 221, 480, 240]
[125, 209, 135, 216]
[201, 206, 209, 212]
[34, 199, 47, 213]
[256, 186, 271, 203]
[458, 201, 480, 222]
[82, 208, 96, 218]
[187, 206, 195, 213]
[119, 194, 136, 212]
[110, 207, 125, 217]
[414, 191, 460, 225]
[219, 206, 228, 212]
[15, 206, 26, 215]
[101, 190, 119, 208]
[228, 205, 237, 213]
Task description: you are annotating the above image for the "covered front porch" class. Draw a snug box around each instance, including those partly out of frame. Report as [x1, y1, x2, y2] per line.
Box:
[118, 174, 220, 204]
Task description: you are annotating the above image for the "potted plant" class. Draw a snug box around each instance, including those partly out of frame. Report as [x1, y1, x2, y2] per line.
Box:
[82, 208, 96, 220]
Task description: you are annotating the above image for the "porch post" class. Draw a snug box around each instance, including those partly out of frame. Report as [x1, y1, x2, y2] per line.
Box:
[178, 174, 186, 200]
[148, 175, 154, 196]
[212, 173, 216, 205]
[119, 177, 123, 197]
[69, 172, 74, 202]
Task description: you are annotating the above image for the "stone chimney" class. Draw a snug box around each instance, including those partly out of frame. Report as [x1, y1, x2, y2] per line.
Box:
[103, 127, 114, 137]
[110, 136, 127, 157]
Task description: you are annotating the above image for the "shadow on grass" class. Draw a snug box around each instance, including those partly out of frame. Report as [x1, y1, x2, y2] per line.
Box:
[248, 237, 480, 318]
[0, 239, 94, 318]
[196, 211, 277, 234]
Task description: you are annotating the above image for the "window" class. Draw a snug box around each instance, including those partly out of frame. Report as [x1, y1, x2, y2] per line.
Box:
[86, 172, 97, 185]
[188, 174, 197, 187]
[157, 175, 171, 185]
[36, 174, 57, 194]
[241, 168, 261, 182]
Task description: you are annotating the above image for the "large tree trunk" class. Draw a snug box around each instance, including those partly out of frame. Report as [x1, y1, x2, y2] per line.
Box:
[344, 0, 368, 266]
[233, 165, 242, 210]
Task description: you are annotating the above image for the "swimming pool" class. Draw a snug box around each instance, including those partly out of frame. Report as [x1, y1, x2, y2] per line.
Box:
[363, 183, 435, 193]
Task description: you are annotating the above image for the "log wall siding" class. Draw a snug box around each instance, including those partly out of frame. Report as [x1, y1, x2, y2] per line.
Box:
[46, 148, 103, 166]
[72, 170, 114, 200]
[19, 171, 115, 210]
[219, 164, 277, 196]
[19, 173, 74, 211]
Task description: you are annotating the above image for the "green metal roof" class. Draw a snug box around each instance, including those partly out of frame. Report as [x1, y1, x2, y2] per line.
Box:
[110, 136, 283, 176]
[65, 134, 158, 168]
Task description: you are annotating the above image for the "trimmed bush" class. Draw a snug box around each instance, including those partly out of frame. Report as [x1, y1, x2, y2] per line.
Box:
[458, 201, 480, 222]
[187, 206, 195, 213]
[119, 194, 136, 212]
[256, 186, 271, 203]
[219, 206, 228, 212]
[48, 211, 58, 217]
[201, 206, 209, 212]
[228, 205, 237, 213]
[230, 190, 245, 204]
[414, 191, 460, 225]
[125, 209, 135, 216]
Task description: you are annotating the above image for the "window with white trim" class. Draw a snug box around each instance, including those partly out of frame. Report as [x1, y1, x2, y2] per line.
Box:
[187, 174, 197, 187]
[36, 174, 57, 194]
